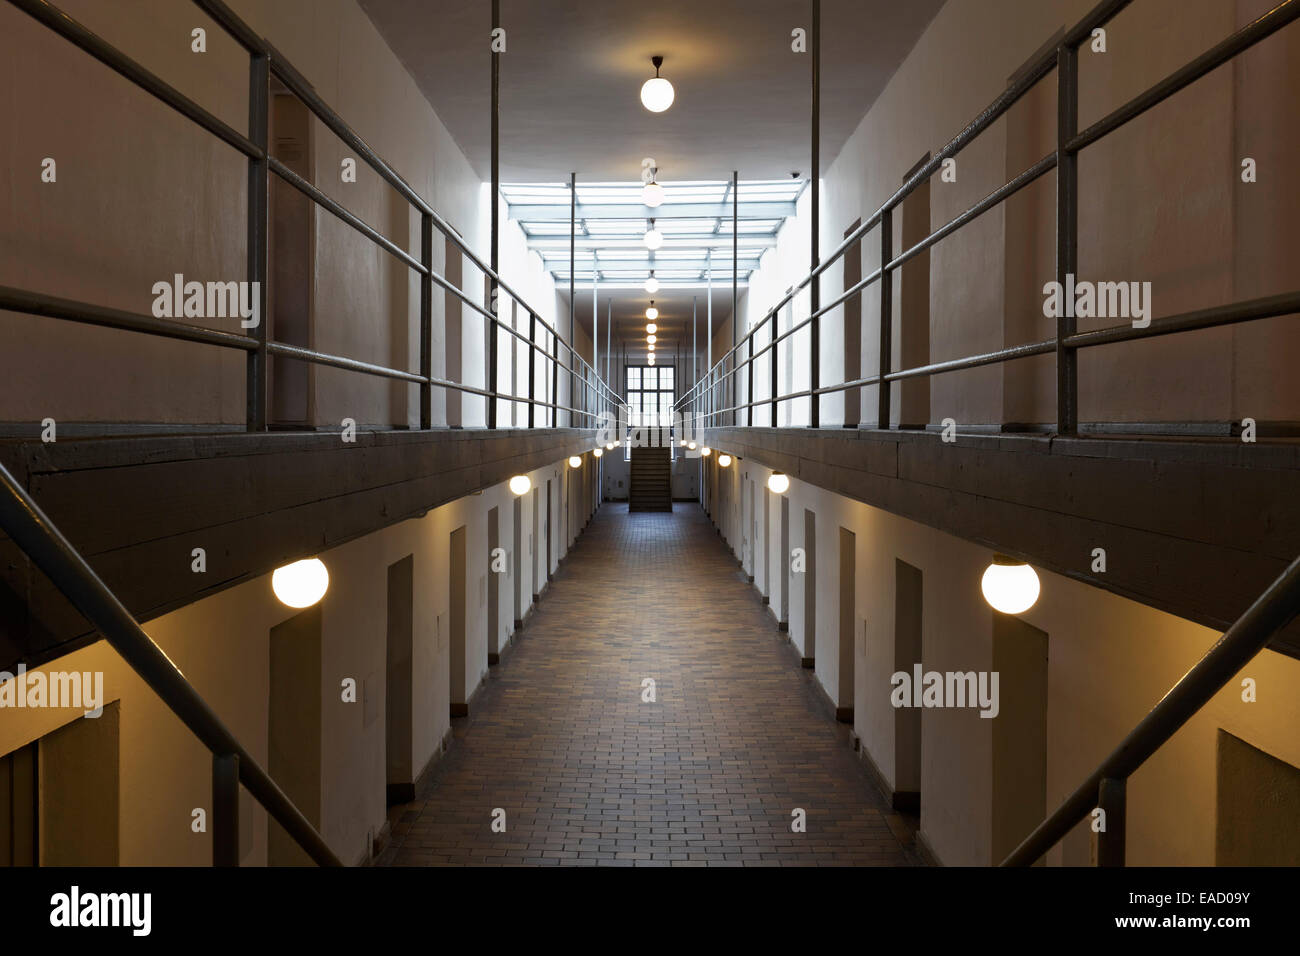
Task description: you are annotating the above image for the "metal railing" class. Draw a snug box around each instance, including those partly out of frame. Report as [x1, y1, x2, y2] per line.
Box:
[2, 0, 618, 432]
[0, 459, 342, 866]
[677, 0, 1300, 435]
[1001, 551, 1300, 866]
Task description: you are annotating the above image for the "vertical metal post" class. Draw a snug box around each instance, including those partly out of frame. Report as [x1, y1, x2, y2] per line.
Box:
[569, 172, 577, 428]
[809, 0, 821, 430]
[488, 0, 501, 429]
[771, 312, 778, 427]
[1056, 42, 1079, 436]
[707, 249, 713, 427]
[1096, 776, 1126, 867]
[732, 170, 739, 427]
[551, 326, 559, 428]
[878, 207, 893, 429]
[212, 752, 240, 867]
[420, 214, 432, 429]
[692, 296, 698, 408]
[527, 312, 536, 428]
[246, 53, 269, 432]
[592, 264, 599, 421]
[605, 300, 612, 400]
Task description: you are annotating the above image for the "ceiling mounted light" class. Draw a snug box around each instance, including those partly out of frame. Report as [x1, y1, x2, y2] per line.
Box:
[646, 322, 657, 334]
[644, 274, 660, 294]
[640, 55, 675, 113]
[568, 455, 582, 468]
[272, 558, 329, 609]
[643, 221, 663, 250]
[767, 472, 790, 494]
[981, 555, 1041, 615]
[642, 180, 664, 208]
[509, 475, 532, 496]
[647, 334, 657, 344]
[718, 454, 733, 467]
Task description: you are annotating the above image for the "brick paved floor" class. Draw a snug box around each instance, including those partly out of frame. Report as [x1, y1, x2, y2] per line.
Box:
[378, 503, 920, 866]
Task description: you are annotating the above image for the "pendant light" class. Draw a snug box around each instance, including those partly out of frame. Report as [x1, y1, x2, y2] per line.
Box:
[640, 56, 675, 113]
[644, 273, 660, 294]
[643, 219, 663, 250]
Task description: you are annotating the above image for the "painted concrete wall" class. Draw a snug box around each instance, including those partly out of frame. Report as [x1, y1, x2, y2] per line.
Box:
[0, 0, 573, 430]
[0, 453, 600, 865]
[736, 0, 1300, 430]
[704, 452, 1300, 866]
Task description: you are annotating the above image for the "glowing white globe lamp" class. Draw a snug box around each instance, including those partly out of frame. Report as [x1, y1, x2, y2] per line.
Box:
[272, 558, 329, 609]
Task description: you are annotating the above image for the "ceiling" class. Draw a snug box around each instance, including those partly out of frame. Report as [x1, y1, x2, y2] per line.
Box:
[358, 0, 944, 356]
[357, 0, 944, 182]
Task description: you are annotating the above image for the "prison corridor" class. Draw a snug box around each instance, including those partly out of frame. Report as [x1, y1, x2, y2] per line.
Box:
[378, 503, 919, 866]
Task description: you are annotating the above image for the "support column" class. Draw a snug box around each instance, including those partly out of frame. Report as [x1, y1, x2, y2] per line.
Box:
[246, 53, 269, 432]
[488, 0, 501, 429]
[810, 0, 821, 429]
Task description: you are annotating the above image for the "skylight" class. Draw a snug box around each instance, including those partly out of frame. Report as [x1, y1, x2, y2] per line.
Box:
[502, 178, 804, 289]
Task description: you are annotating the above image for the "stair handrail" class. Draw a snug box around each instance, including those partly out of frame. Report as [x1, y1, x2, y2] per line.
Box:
[1000, 551, 1300, 866]
[0, 461, 342, 866]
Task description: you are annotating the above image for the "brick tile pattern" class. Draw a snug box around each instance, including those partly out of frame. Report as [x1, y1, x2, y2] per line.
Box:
[378, 504, 920, 867]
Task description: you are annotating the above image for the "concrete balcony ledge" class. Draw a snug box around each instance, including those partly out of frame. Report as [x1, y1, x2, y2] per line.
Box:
[0, 427, 599, 670]
[699, 425, 1300, 658]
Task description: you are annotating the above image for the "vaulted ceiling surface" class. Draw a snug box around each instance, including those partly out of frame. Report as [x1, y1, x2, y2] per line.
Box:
[357, 0, 944, 182]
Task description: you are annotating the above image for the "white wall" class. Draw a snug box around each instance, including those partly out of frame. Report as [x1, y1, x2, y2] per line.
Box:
[0, 453, 600, 865]
[704, 453, 1300, 866]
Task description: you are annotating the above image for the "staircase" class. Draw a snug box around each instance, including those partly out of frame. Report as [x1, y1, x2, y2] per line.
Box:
[629, 445, 672, 512]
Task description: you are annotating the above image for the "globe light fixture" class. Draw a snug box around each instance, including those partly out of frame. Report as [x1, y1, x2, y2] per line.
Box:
[687, 441, 696, 450]
[718, 454, 733, 467]
[981, 555, 1041, 614]
[645, 302, 659, 320]
[647, 334, 657, 345]
[647, 354, 656, 365]
[646, 322, 657, 334]
[647, 343, 655, 352]
[272, 558, 329, 609]
[568, 455, 582, 468]
[643, 223, 664, 250]
[767, 472, 790, 494]
[639, 56, 675, 113]
[701, 446, 712, 457]
[509, 474, 531, 496]
[593, 447, 603, 458]
[642, 180, 664, 208]
[605, 442, 616, 450]
[644, 274, 660, 294]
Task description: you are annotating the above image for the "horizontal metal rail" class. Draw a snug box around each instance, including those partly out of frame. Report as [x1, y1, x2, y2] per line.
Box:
[1001, 551, 1300, 866]
[0, 460, 343, 867]
[677, 0, 1300, 435]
